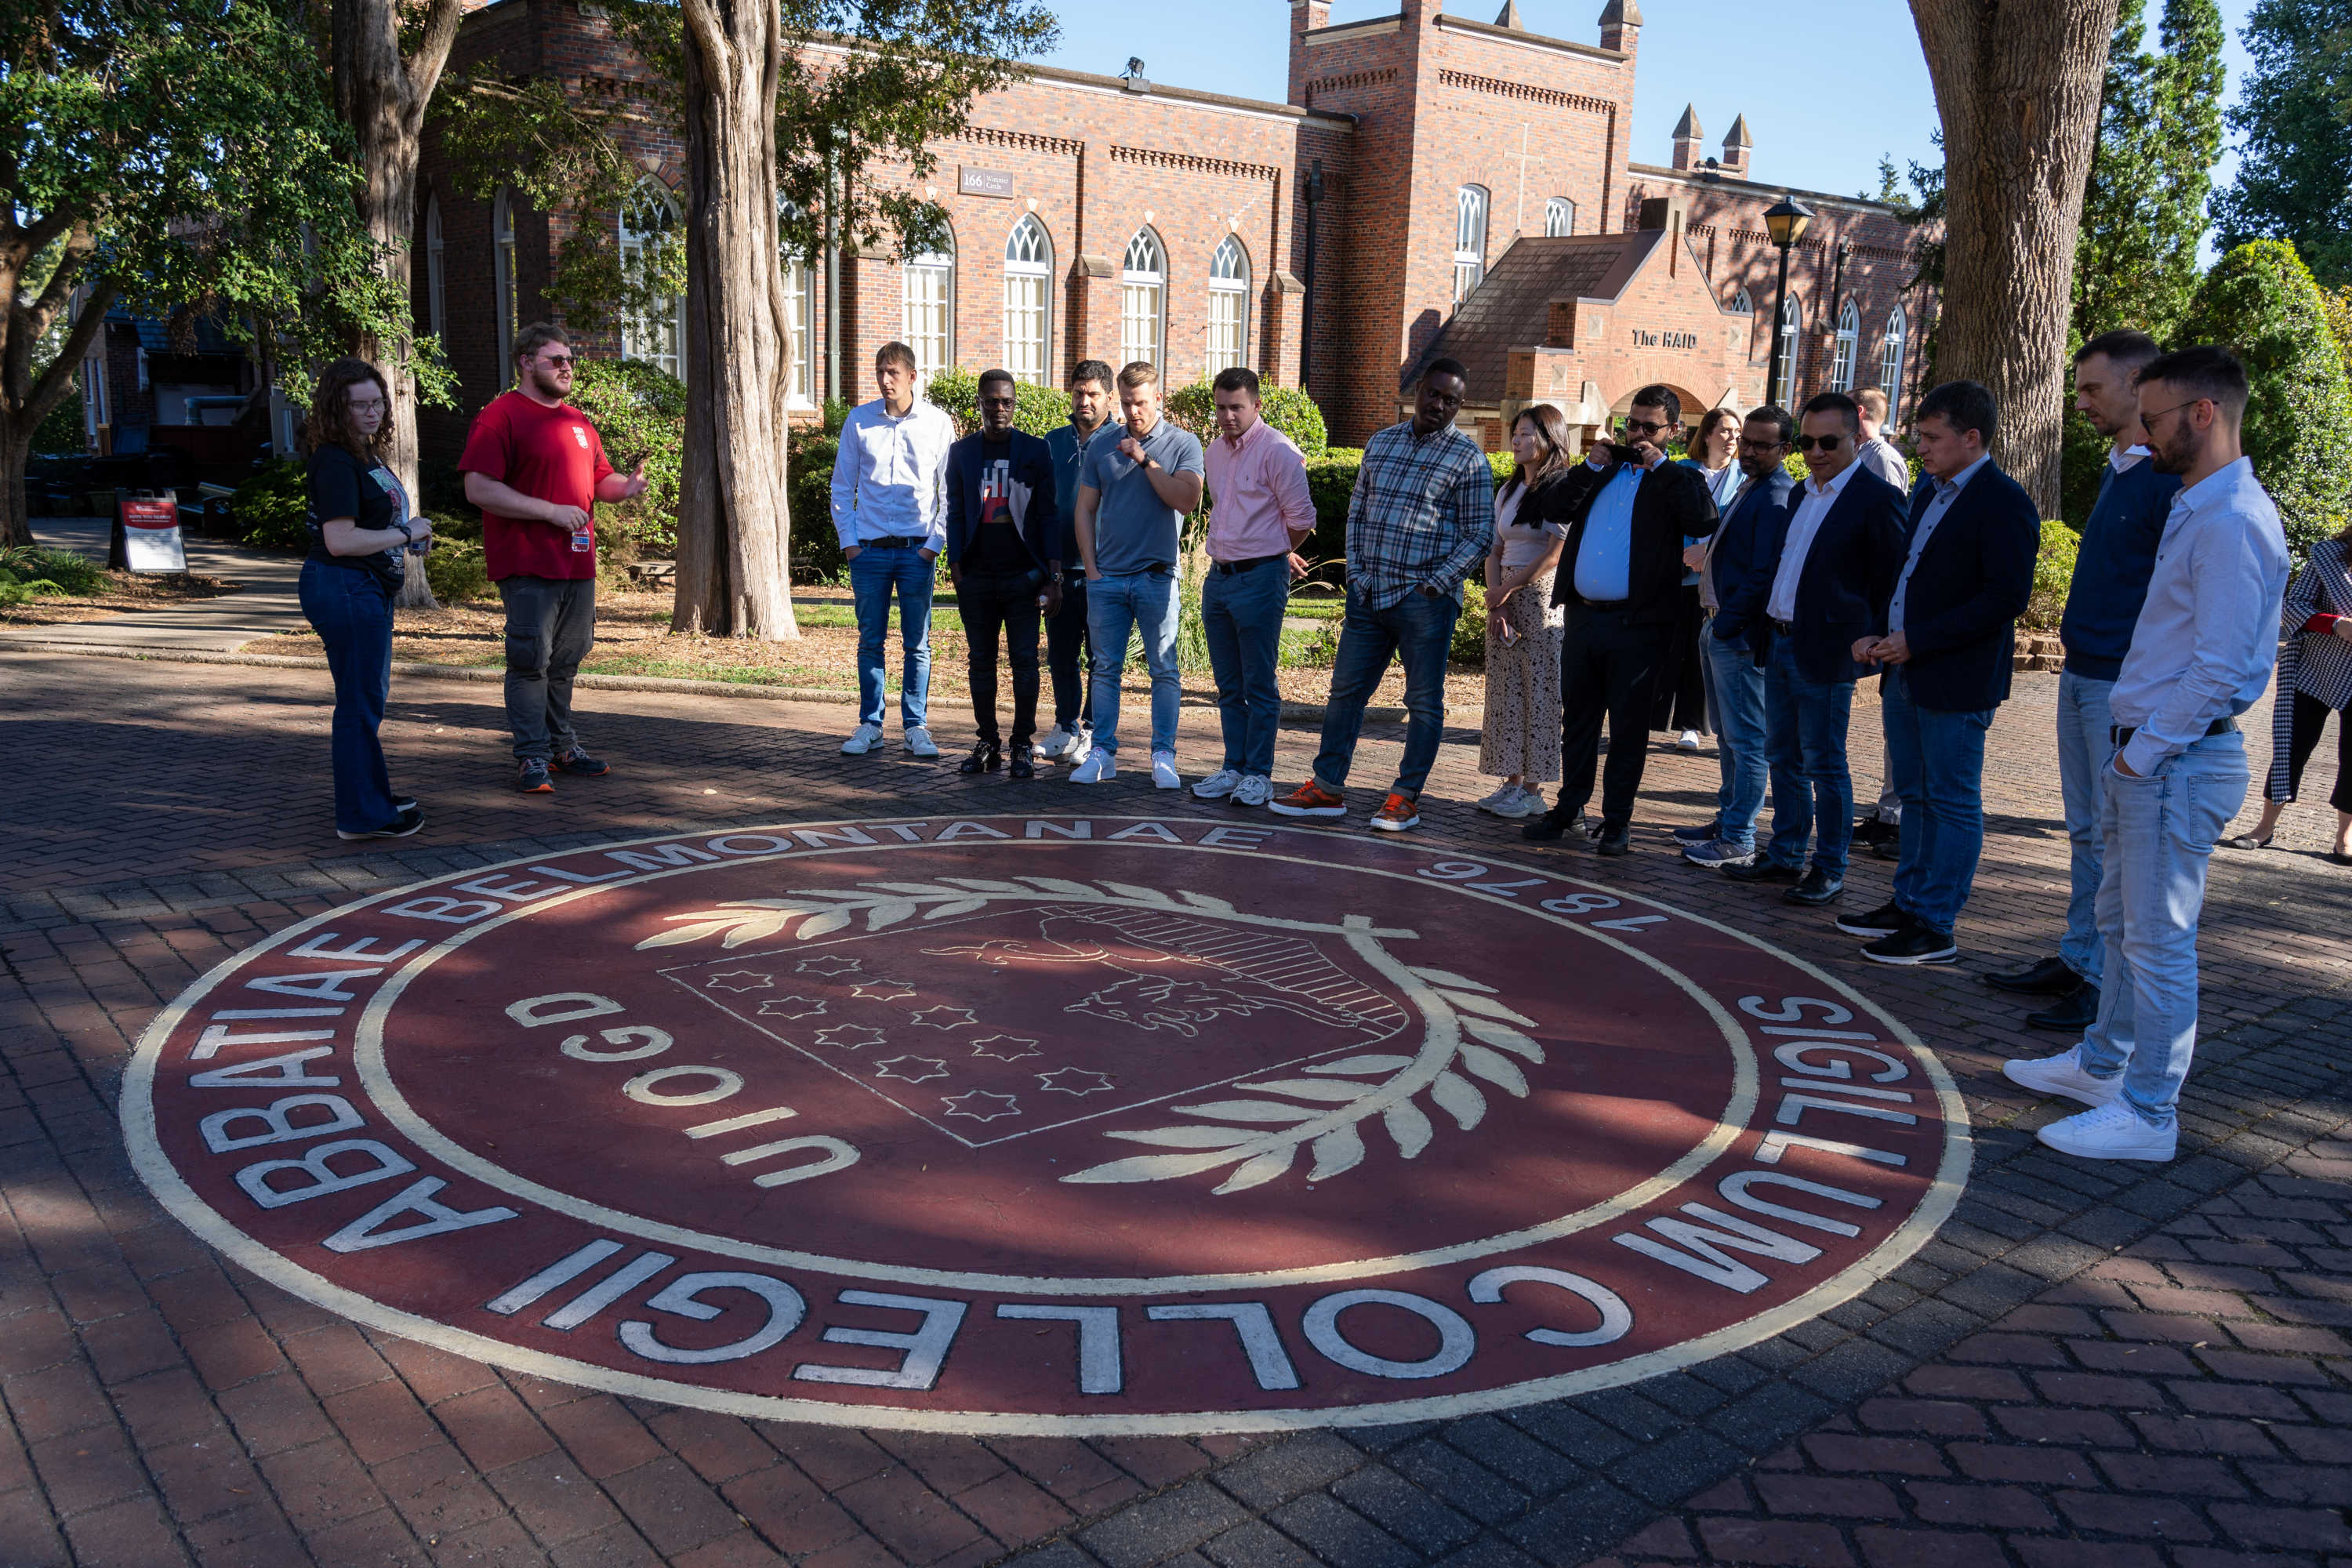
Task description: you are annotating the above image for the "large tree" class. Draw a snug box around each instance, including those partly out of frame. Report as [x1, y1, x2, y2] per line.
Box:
[1911, 0, 2123, 515]
[325, 0, 467, 608]
[0, 0, 400, 549]
[2214, 0, 2352, 289]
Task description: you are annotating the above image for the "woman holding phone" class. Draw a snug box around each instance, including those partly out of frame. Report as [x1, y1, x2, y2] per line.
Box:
[299, 356, 430, 840]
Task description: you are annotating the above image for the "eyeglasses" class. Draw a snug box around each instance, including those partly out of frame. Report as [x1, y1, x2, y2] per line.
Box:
[539, 355, 575, 369]
[1795, 434, 1846, 452]
[1737, 437, 1786, 452]
[2139, 398, 2207, 426]
[346, 398, 387, 413]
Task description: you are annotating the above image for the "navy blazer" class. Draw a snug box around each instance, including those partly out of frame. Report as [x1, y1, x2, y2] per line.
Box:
[1733, 465, 1909, 684]
[943, 430, 1059, 573]
[1707, 467, 1796, 648]
[1892, 460, 2042, 712]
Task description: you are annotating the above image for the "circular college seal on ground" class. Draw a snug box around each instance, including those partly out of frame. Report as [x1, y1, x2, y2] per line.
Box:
[125, 816, 1968, 1435]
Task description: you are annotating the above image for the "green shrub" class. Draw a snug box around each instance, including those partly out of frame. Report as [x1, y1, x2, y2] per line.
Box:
[1295, 448, 1508, 574]
[32, 387, 85, 457]
[2179, 240, 2352, 557]
[230, 459, 310, 553]
[423, 539, 493, 604]
[787, 426, 845, 583]
[2025, 518, 2079, 631]
[0, 544, 106, 604]
[1451, 579, 1489, 668]
[567, 357, 685, 561]
[923, 368, 1070, 437]
[1163, 382, 1331, 456]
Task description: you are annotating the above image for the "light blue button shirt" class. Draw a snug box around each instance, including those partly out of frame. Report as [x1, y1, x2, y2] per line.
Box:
[1573, 462, 1643, 602]
[2109, 456, 2291, 776]
[828, 397, 956, 551]
[1889, 452, 1991, 633]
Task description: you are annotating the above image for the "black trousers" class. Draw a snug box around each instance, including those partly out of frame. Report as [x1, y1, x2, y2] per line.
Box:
[1559, 607, 1674, 826]
[2283, 689, 2352, 813]
[959, 570, 1044, 746]
[1650, 582, 1710, 733]
[1045, 569, 1092, 729]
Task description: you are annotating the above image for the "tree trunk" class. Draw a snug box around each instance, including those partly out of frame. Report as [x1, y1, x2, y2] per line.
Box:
[335, 0, 463, 609]
[1911, 0, 2121, 515]
[0, 223, 112, 550]
[0, 419, 35, 551]
[670, 0, 799, 639]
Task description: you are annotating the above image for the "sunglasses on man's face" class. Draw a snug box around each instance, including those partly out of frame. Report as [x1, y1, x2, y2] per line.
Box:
[1795, 434, 1846, 452]
[1621, 418, 1669, 435]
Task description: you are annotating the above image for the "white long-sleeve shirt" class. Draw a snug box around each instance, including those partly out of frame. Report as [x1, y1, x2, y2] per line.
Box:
[828, 397, 956, 552]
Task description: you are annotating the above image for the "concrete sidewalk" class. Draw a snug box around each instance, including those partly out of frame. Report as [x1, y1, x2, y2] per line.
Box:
[0, 516, 308, 653]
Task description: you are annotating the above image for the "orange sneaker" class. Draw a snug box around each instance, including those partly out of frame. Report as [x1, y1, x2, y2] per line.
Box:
[1268, 779, 1347, 818]
[1369, 793, 1421, 832]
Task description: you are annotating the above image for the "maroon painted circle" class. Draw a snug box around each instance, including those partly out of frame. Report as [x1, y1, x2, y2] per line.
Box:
[126, 817, 1967, 1434]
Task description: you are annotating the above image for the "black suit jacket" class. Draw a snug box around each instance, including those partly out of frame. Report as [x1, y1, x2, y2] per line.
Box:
[1893, 460, 2042, 711]
[1707, 468, 1796, 648]
[1735, 465, 1909, 684]
[1545, 455, 1719, 624]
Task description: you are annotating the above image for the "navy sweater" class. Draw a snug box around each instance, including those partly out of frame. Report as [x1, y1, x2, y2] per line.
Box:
[2060, 456, 2180, 681]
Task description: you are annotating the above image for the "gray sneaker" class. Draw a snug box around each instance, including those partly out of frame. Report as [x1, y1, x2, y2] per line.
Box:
[1474, 783, 1518, 815]
[904, 726, 940, 758]
[1230, 774, 1273, 808]
[1192, 768, 1243, 800]
[1491, 785, 1546, 819]
[840, 722, 884, 755]
[1684, 838, 1757, 869]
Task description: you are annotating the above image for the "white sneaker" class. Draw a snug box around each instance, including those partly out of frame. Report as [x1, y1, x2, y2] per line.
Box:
[2002, 1044, 2122, 1109]
[1493, 786, 1545, 819]
[1036, 724, 1077, 759]
[1677, 731, 1704, 752]
[841, 723, 884, 755]
[2038, 1100, 2177, 1162]
[1231, 775, 1273, 808]
[1474, 784, 1517, 815]
[1192, 768, 1243, 800]
[903, 727, 939, 758]
[1069, 750, 1116, 784]
[1065, 726, 1093, 766]
[1152, 752, 1182, 790]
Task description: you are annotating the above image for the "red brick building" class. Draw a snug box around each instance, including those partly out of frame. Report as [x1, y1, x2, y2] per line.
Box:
[414, 0, 1933, 457]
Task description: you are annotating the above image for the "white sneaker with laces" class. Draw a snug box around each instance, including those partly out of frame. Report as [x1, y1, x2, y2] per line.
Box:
[1474, 784, 1516, 815]
[1069, 750, 1116, 784]
[1677, 730, 1704, 752]
[1232, 775, 1273, 808]
[1493, 786, 1544, 819]
[1064, 726, 1093, 766]
[840, 723, 884, 755]
[1192, 768, 1243, 800]
[1036, 724, 1077, 758]
[1152, 752, 1182, 790]
[2002, 1045, 2122, 1109]
[903, 727, 939, 758]
[2038, 1100, 2177, 1162]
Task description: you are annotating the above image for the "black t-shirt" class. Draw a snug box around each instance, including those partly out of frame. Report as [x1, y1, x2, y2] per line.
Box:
[963, 442, 1029, 575]
[306, 444, 409, 590]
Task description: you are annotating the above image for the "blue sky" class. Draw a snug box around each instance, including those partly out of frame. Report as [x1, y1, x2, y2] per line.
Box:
[1033, 0, 2259, 218]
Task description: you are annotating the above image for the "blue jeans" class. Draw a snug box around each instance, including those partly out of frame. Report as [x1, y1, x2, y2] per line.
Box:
[1882, 668, 1994, 935]
[1761, 637, 1856, 877]
[1087, 570, 1181, 756]
[2077, 731, 2248, 1126]
[2056, 670, 2117, 982]
[1200, 561, 1289, 777]
[1312, 585, 1461, 798]
[851, 546, 935, 729]
[299, 560, 399, 833]
[1701, 626, 1768, 848]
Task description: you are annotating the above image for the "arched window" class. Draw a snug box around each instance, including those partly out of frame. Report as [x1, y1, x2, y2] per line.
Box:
[780, 199, 818, 408]
[1831, 298, 1860, 392]
[1205, 235, 1250, 377]
[1774, 296, 1802, 400]
[1879, 307, 1908, 423]
[1004, 216, 1052, 385]
[1544, 197, 1576, 238]
[1730, 285, 1753, 314]
[1454, 186, 1489, 303]
[619, 179, 685, 379]
[492, 187, 517, 381]
[904, 225, 956, 380]
[424, 194, 447, 341]
[1120, 227, 1165, 368]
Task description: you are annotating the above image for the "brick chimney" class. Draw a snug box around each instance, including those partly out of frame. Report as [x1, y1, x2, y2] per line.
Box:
[1288, 0, 1331, 106]
[1670, 104, 1703, 172]
[1599, 0, 1640, 53]
[1721, 114, 1753, 178]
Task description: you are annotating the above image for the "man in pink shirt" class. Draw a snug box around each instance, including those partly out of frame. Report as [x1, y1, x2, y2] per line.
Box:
[1192, 367, 1316, 808]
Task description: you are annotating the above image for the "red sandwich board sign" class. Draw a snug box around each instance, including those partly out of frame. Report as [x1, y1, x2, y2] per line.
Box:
[113, 491, 187, 573]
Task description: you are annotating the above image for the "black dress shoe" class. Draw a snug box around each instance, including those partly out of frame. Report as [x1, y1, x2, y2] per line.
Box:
[1784, 867, 1844, 906]
[1870, 835, 1903, 862]
[1522, 811, 1584, 842]
[1835, 900, 1911, 938]
[1986, 956, 2082, 996]
[1853, 817, 1898, 847]
[1007, 740, 1036, 779]
[2027, 982, 2100, 1032]
[1593, 822, 1632, 856]
[1724, 858, 1803, 884]
[959, 739, 1002, 775]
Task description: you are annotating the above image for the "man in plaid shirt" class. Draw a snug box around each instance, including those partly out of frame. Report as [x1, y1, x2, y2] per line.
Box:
[1272, 360, 1494, 831]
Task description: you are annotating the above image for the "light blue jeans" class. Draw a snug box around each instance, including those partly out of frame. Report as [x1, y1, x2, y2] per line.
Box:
[850, 546, 934, 729]
[1087, 569, 1181, 756]
[2055, 670, 2118, 984]
[1200, 561, 1289, 777]
[1700, 626, 1768, 848]
[2077, 730, 2247, 1127]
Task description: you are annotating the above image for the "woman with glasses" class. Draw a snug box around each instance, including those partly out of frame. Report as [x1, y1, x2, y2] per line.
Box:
[299, 357, 429, 839]
[1659, 407, 1743, 750]
[1475, 405, 1574, 817]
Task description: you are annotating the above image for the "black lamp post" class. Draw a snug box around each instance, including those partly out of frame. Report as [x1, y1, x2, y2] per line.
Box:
[1762, 196, 1813, 408]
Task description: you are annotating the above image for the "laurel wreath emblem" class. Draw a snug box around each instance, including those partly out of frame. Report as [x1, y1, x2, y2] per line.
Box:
[637, 877, 1542, 1196]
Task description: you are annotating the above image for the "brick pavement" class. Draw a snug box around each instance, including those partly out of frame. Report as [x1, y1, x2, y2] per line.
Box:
[3, 648, 2350, 1567]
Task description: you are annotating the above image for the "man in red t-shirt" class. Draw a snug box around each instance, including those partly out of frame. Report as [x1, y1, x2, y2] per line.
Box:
[459, 323, 648, 793]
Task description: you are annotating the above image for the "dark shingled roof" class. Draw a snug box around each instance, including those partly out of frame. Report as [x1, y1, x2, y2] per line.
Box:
[1405, 230, 1666, 396]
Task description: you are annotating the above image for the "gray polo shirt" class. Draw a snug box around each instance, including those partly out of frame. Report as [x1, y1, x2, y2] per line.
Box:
[1080, 416, 1206, 575]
